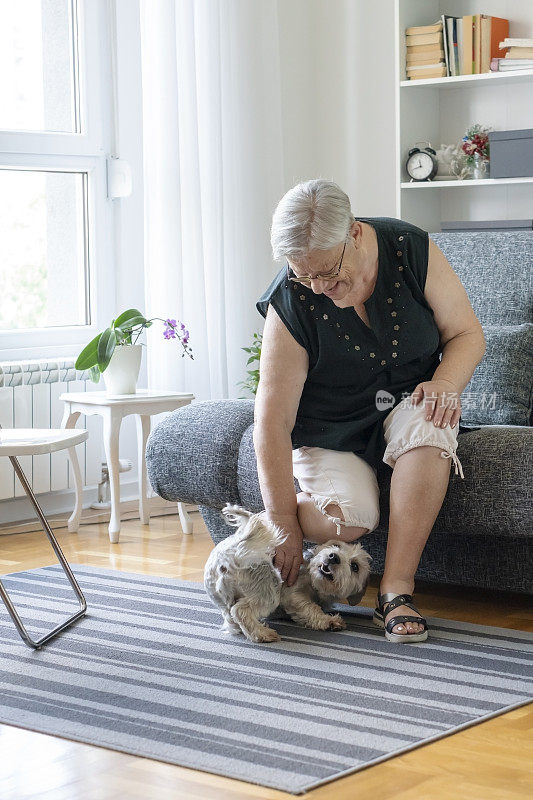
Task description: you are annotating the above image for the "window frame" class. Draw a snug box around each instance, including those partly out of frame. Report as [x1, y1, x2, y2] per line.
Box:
[0, 0, 116, 361]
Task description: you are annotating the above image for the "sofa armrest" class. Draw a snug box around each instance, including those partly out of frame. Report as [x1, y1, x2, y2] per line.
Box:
[145, 399, 255, 508]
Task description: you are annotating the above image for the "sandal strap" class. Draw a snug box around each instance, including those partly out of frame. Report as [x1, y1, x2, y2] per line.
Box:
[386, 614, 428, 633]
[378, 592, 416, 615]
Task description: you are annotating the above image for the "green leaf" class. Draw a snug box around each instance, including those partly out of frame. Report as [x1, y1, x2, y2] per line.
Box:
[89, 365, 101, 383]
[113, 309, 147, 330]
[75, 333, 102, 370]
[97, 327, 117, 372]
[114, 325, 136, 344]
[237, 331, 262, 395]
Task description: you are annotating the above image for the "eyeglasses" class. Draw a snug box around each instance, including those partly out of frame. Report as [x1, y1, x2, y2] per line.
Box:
[286, 241, 347, 287]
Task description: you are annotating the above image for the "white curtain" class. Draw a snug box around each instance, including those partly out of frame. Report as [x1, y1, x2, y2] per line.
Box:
[140, 0, 285, 400]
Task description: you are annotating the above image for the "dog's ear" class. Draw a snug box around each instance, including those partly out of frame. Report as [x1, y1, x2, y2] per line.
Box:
[345, 588, 365, 607]
[303, 546, 318, 562]
[346, 566, 371, 606]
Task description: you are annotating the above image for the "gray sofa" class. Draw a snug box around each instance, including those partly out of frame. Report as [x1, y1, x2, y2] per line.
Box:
[146, 231, 533, 594]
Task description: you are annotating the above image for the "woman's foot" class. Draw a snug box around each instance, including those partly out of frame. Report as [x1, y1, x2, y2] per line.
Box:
[379, 584, 425, 635]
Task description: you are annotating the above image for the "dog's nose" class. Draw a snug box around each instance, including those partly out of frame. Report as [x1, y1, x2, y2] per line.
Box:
[328, 552, 340, 564]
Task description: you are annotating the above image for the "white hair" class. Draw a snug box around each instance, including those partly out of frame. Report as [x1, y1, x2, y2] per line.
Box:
[270, 179, 355, 262]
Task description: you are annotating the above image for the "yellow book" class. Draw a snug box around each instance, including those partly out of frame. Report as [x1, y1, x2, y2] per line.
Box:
[473, 14, 482, 73]
[407, 50, 445, 64]
[406, 32, 443, 46]
[505, 46, 533, 58]
[407, 63, 446, 73]
[406, 22, 443, 36]
[408, 42, 443, 53]
[408, 66, 447, 80]
[462, 15, 474, 74]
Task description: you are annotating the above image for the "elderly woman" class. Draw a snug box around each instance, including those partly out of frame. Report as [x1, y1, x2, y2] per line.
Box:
[254, 179, 485, 643]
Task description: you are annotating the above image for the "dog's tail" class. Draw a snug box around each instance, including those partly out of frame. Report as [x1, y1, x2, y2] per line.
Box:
[221, 503, 287, 567]
[221, 504, 254, 527]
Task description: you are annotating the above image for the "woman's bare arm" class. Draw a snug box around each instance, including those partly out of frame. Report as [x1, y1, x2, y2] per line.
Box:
[253, 304, 309, 585]
[424, 237, 486, 393]
[410, 238, 487, 428]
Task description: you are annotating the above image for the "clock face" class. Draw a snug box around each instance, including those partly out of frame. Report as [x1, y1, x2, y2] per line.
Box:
[407, 151, 434, 180]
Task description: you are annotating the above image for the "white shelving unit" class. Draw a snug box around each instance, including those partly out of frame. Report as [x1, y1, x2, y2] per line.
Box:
[402, 176, 533, 188]
[399, 67, 533, 88]
[396, 0, 533, 231]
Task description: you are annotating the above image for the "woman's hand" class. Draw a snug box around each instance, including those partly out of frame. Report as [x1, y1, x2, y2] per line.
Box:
[410, 378, 462, 429]
[266, 512, 305, 587]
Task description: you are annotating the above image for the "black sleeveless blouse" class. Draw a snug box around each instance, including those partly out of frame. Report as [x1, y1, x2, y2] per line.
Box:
[257, 216, 468, 470]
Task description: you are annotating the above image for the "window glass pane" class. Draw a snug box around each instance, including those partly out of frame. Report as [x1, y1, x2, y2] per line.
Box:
[0, 0, 78, 133]
[0, 169, 89, 330]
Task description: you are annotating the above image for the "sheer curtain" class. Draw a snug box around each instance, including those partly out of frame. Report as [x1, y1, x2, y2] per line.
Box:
[140, 0, 285, 400]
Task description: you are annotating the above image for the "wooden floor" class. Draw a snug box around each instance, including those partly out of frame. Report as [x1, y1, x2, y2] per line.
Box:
[0, 512, 531, 800]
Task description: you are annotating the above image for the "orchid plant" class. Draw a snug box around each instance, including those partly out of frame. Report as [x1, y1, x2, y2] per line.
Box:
[75, 308, 193, 383]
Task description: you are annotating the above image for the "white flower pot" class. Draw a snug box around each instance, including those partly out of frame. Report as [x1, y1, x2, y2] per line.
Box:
[102, 344, 142, 396]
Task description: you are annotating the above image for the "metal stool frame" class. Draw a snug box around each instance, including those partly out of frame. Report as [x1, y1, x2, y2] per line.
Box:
[0, 451, 87, 649]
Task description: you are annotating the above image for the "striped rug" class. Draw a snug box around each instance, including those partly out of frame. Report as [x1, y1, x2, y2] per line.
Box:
[0, 565, 532, 795]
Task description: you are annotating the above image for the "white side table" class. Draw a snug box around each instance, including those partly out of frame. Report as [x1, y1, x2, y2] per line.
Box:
[60, 390, 195, 543]
[0, 426, 88, 648]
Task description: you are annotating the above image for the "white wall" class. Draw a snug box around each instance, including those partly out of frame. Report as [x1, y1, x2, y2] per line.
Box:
[276, 0, 397, 218]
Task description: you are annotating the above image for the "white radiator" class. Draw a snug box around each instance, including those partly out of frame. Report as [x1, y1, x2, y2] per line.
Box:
[0, 358, 103, 500]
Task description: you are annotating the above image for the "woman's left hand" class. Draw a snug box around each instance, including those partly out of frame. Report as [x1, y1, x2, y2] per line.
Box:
[410, 379, 461, 429]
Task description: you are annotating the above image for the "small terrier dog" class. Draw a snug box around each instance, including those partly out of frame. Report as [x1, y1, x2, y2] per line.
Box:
[204, 504, 372, 643]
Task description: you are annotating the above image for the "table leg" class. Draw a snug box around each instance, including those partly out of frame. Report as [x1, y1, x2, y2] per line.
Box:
[60, 408, 83, 533]
[102, 408, 122, 543]
[136, 415, 152, 524]
[178, 502, 193, 535]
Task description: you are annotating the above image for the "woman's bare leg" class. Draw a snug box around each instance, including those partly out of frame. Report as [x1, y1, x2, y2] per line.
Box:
[381, 445, 450, 634]
[296, 492, 368, 543]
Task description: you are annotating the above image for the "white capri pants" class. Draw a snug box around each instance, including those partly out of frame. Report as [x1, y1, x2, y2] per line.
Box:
[292, 397, 464, 538]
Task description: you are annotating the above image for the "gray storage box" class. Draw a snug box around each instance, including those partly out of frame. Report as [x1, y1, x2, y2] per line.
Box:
[442, 219, 533, 231]
[489, 128, 533, 178]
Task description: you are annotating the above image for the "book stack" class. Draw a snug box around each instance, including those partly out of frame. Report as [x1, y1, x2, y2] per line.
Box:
[406, 21, 446, 80]
[405, 14, 509, 78]
[494, 37, 533, 71]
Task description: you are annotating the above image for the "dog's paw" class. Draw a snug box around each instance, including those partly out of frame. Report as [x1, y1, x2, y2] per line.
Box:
[221, 620, 243, 636]
[249, 626, 281, 644]
[306, 613, 346, 631]
[326, 614, 347, 631]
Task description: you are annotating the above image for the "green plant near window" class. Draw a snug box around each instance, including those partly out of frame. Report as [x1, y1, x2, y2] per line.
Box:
[75, 308, 193, 383]
[238, 331, 263, 396]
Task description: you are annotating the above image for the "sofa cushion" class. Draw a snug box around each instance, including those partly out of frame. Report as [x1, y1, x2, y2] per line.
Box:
[238, 424, 302, 511]
[460, 323, 533, 426]
[430, 231, 533, 326]
[146, 399, 255, 507]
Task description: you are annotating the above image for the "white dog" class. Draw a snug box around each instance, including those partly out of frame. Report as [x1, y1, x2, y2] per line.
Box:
[204, 504, 372, 643]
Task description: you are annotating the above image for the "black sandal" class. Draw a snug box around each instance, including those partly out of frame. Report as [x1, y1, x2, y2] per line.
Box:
[373, 590, 428, 643]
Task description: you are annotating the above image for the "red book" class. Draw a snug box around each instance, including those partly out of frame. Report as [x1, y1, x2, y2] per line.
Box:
[481, 15, 509, 72]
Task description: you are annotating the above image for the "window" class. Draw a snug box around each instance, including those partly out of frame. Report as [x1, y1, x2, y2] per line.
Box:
[0, 0, 115, 361]
[0, 0, 79, 133]
[0, 169, 89, 331]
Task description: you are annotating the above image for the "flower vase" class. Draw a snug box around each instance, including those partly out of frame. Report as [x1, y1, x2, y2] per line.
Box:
[102, 344, 142, 395]
[470, 153, 487, 180]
